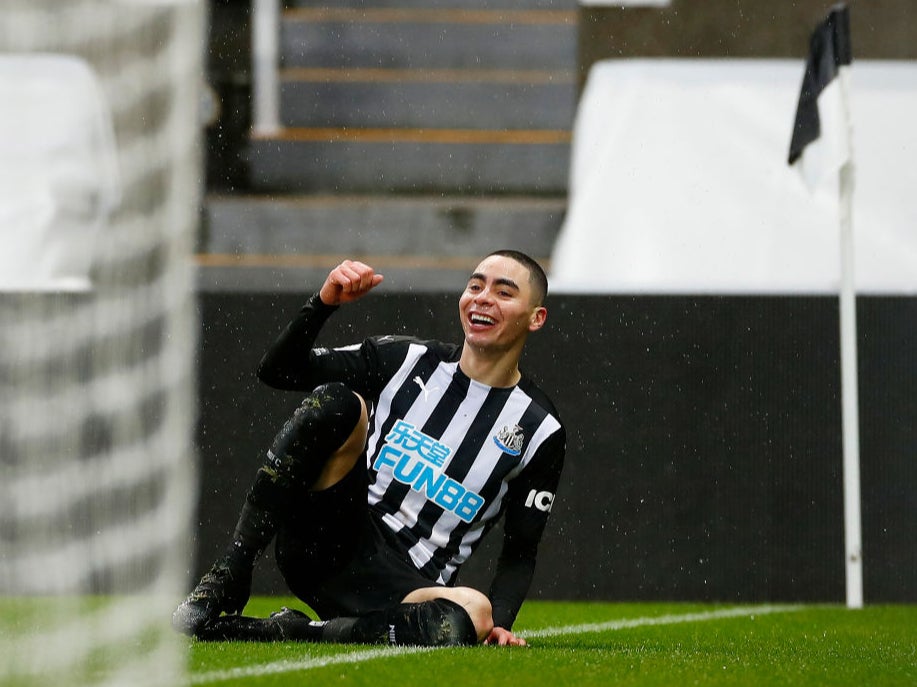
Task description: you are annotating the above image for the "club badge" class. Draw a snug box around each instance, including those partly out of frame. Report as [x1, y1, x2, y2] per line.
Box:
[493, 424, 524, 456]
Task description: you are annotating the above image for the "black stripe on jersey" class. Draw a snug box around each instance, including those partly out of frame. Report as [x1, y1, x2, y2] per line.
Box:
[421, 372, 470, 438]
[422, 397, 551, 580]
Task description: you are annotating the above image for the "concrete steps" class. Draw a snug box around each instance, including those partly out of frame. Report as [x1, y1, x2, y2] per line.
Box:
[246, 3, 577, 195]
[203, 2, 577, 291]
[280, 67, 576, 130]
[199, 194, 565, 292]
[280, 7, 577, 70]
[247, 127, 570, 194]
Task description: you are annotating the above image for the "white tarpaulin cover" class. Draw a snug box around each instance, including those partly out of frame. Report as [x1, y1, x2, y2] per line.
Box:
[0, 54, 119, 292]
[550, 59, 917, 294]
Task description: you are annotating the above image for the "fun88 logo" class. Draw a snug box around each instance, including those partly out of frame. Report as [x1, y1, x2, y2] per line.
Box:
[373, 420, 485, 522]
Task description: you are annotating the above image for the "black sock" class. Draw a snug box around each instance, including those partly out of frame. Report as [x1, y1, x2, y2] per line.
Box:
[194, 601, 477, 646]
[223, 498, 276, 571]
[320, 599, 478, 647]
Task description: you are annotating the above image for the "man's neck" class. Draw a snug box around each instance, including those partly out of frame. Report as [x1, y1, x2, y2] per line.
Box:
[458, 345, 522, 388]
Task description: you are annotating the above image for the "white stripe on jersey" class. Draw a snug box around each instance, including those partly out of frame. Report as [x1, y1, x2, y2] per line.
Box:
[364, 342, 429, 512]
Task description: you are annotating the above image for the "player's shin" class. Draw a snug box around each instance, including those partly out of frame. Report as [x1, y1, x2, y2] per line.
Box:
[320, 599, 479, 647]
[174, 384, 362, 637]
[192, 600, 478, 646]
[227, 382, 363, 567]
[225, 496, 277, 570]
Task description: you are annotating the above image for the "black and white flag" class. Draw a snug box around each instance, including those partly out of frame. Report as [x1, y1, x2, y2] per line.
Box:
[788, 4, 853, 189]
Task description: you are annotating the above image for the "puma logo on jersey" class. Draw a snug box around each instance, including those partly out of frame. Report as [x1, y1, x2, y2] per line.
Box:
[413, 375, 440, 401]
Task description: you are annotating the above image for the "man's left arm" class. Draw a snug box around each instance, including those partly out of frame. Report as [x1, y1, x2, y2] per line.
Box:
[486, 427, 565, 645]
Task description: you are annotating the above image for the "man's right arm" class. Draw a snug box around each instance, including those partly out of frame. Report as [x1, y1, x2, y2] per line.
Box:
[256, 292, 338, 390]
[257, 260, 384, 391]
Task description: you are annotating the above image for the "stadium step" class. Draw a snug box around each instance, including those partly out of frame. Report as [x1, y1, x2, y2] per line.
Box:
[280, 7, 578, 70]
[198, 194, 566, 292]
[280, 67, 576, 130]
[247, 126, 570, 194]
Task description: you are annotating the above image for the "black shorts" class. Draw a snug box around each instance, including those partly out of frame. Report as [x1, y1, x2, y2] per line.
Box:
[274, 461, 440, 619]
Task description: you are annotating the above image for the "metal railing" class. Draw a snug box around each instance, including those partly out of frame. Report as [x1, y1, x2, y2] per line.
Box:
[252, 0, 281, 135]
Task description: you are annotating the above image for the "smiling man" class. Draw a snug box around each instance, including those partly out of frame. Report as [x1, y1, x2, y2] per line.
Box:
[173, 250, 566, 648]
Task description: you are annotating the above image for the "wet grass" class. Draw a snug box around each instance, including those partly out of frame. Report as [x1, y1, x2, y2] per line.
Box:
[184, 599, 917, 687]
[2, 597, 913, 685]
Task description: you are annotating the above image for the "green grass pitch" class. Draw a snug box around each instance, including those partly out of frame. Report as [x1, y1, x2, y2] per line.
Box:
[185, 599, 916, 687]
[2, 597, 913, 685]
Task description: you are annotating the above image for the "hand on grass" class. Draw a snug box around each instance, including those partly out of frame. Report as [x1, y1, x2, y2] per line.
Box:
[484, 626, 527, 647]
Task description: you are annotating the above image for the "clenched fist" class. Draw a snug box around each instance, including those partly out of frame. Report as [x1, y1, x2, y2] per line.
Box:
[319, 260, 384, 306]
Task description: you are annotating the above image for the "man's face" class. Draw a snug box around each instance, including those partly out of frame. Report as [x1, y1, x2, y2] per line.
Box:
[458, 255, 546, 353]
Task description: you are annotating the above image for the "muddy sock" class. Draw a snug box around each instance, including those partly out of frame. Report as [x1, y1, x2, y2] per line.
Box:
[319, 599, 478, 647]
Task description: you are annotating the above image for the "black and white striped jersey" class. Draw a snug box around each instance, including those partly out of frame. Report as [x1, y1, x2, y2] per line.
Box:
[258, 294, 566, 629]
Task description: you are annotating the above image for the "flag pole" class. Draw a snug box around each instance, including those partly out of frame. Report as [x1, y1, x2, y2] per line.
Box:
[787, 3, 863, 609]
[836, 65, 863, 610]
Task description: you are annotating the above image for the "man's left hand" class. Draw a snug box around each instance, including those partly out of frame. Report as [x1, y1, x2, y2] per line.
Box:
[483, 626, 527, 647]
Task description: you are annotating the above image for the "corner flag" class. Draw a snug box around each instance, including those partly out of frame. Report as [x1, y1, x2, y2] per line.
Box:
[788, 3, 863, 610]
[788, 4, 852, 190]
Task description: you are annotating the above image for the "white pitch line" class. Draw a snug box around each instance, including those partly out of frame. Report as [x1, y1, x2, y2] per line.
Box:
[190, 645, 435, 685]
[520, 604, 804, 639]
[190, 605, 803, 684]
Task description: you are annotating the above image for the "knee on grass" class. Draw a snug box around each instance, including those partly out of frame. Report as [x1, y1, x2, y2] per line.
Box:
[401, 597, 479, 647]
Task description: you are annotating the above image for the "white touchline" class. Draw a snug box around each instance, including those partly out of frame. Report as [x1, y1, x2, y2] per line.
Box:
[189, 605, 803, 685]
[520, 604, 804, 639]
[190, 646, 435, 685]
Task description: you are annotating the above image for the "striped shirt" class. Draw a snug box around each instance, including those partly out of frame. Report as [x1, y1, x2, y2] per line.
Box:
[258, 295, 566, 629]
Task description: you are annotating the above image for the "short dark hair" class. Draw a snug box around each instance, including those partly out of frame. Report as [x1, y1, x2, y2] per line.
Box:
[487, 249, 548, 306]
